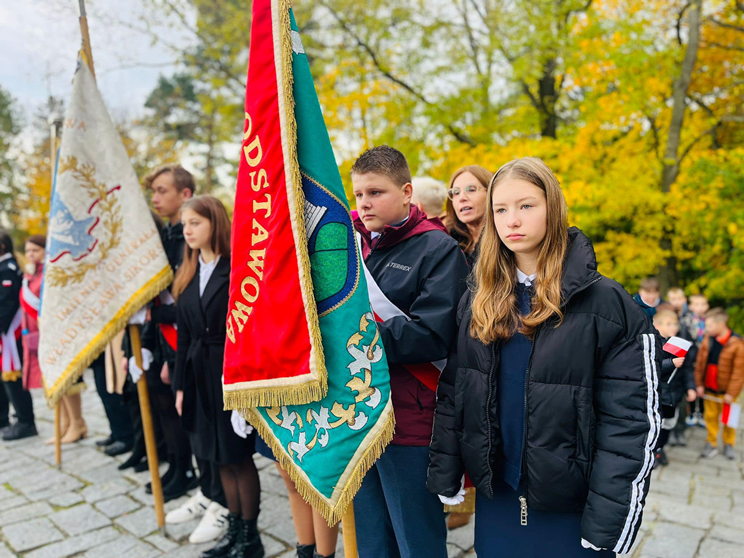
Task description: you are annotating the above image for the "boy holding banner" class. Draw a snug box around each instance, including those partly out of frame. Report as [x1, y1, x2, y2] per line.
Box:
[351, 146, 469, 558]
[695, 308, 744, 460]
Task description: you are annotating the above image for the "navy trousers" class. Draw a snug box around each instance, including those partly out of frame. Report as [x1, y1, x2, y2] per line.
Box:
[353, 444, 447, 558]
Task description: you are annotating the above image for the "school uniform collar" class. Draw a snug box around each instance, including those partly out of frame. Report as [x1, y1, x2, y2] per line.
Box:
[0, 254, 11, 263]
[516, 268, 537, 287]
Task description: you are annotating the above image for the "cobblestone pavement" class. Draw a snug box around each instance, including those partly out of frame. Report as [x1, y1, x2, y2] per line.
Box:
[0, 376, 739, 557]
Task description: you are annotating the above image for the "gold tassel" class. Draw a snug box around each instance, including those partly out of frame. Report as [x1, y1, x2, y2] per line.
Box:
[1, 371, 22, 383]
[223, 380, 326, 410]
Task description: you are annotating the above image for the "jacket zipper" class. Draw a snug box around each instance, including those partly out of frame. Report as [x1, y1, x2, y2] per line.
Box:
[485, 342, 497, 498]
[518, 275, 601, 525]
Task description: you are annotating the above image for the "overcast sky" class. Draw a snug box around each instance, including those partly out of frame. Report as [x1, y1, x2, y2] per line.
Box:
[0, 0, 193, 127]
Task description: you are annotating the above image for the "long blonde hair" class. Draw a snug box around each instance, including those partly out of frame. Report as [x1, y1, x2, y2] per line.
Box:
[470, 157, 568, 343]
[444, 165, 494, 255]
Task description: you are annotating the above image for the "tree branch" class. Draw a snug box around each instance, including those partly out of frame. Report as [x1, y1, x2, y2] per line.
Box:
[709, 17, 744, 34]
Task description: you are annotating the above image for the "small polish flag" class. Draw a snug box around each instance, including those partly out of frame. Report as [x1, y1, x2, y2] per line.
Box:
[723, 403, 741, 429]
[663, 336, 693, 358]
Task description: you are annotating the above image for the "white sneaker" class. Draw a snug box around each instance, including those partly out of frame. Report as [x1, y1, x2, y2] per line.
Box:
[165, 490, 210, 525]
[189, 501, 229, 544]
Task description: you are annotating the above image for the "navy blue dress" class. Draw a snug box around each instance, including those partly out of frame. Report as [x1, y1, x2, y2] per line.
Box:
[473, 281, 614, 558]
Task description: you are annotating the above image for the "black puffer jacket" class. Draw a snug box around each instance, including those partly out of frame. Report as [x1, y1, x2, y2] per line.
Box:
[427, 227, 661, 553]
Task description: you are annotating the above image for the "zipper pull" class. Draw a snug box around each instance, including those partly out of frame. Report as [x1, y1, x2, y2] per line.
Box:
[519, 496, 528, 526]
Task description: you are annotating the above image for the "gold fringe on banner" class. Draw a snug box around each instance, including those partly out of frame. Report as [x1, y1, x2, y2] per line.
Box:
[44, 265, 172, 408]
[244, 405, 396, 526]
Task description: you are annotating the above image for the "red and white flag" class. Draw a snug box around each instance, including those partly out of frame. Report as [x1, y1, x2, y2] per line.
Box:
[663, 336, 693, 358]
[723, 403, 741, 429]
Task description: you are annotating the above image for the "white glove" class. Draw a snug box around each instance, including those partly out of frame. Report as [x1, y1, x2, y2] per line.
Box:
[438, 476, 466, 506]
[581, 539, 607, 552]
[128, 349, 154, 384]
[231, 410, 254, 438]
[128, 307, 148, 325]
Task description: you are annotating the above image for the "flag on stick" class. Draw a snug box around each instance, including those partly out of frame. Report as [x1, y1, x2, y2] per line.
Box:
[662, 336, 692, 358]
[38, 54, 172, 406]
[224, 0, 394, 524]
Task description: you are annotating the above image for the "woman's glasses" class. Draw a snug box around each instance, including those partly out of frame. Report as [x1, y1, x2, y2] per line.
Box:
[448, 184, 484, 200]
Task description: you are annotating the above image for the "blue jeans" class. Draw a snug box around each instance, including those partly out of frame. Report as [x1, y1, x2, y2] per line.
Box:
[353, 444, 447, 558]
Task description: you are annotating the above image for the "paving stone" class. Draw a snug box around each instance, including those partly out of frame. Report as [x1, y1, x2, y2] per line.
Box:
[714, 510, 744, 530]
[49, 503, 111, 536]
[78, 463, 125, 484]
[709, 524, 744, 545]
[640, 522, 704, 558]
[262, 534, 289, 557]
[24, 526, 120, 558]
[0, 501, 53, 526]
[1, 517, 65, 552]
[163, 542, 213, 557]
[447, 516, 475, 551]
[0, 486, 16, 500]
[48, 492, 85, 508]
[0, 542, 13, 558]
[80, 534, 161, 558]
[80, 477, 133, 503]
[656, 501, 714, 529]
[691, 492, 732, 511]
[448, 542, 465, 558]
[0, 495, 30, 511]
[95, 494, 141, 518]
[257, 493, 297, 542]
[146, 533, 180, 552]
[129, 486, 155, 506]
[115, 506, 159, 538]
[697, 538, 743, 558]
[648, 478, 690, 500]
[165, 517, 200, 542]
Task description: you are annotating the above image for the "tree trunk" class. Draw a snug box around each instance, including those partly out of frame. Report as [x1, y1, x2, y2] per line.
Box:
[658, 0, 702, 292]
[539, 59, 558, 139]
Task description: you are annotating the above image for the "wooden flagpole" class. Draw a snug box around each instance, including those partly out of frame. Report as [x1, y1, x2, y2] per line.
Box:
[342, 507, 358, 558]
[76, 0, 165, 531]
[130, 325, 166, 531]
[49, 115, 62, 468]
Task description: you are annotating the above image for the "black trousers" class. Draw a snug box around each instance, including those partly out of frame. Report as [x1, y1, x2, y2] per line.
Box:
[92, 354, 134, 445]
[197, 457, 227, 508]
[1, 378, 34, 425]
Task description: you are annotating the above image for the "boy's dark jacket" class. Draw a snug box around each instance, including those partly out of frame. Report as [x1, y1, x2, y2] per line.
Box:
[427, 227, 661, 553]
[354, 205, 468, 446]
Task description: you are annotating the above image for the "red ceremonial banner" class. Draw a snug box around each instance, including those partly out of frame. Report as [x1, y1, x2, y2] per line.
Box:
[222, 0, 325, 407]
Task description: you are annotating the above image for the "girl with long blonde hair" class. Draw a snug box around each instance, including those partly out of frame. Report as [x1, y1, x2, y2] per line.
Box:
[428, 157, 661, 557]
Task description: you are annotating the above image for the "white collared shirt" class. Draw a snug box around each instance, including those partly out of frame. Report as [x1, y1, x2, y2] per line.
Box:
[516, 268, 537, 287]
[199, 255, 220, 297]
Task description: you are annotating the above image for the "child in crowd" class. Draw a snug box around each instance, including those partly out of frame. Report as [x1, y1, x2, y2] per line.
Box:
[695, 308, 744, 460]
[428, 157, 660, 557]
[351, 145, 469, 558]
[667, 288, 689, 319]
[682, 294, 710, 428]
[652, 307, 696, 467]
[172, 196, 264, 558]
[634, 277, 663, 319]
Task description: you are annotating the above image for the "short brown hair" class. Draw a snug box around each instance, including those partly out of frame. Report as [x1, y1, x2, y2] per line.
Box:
[667, 287, 685, 297]
[144, 165, 196, 195]
[689, 293, 708, 304]
[706, 308, 729, 323]
[653, 309, 679, 325]
[25, 235, 46, 249]
[350, 145, 411, 187]
[640, 277, 660, 292]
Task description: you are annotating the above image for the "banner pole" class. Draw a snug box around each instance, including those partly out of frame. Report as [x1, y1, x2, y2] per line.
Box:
[54, 404, 62, 467]
[341, 506, 358, 558]
[49, 108, 62, 468]
[77, 0, 96, 78]
[129, 324, 166, 532]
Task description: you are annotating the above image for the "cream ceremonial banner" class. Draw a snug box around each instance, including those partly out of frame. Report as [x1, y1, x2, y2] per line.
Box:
[39, 56, 172, 407]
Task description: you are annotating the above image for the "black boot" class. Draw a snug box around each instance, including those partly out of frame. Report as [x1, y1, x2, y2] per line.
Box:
[226, 518, 264, 558]
[313, 551, 335, 558]
[162, 456, 198, 502]
[201, 513, 241, 558]
[296, 544, 316, 558]
[118, 448, 146, 470]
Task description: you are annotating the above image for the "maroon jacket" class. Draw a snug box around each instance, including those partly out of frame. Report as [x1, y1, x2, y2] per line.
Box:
[355, 206, 468, 445]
